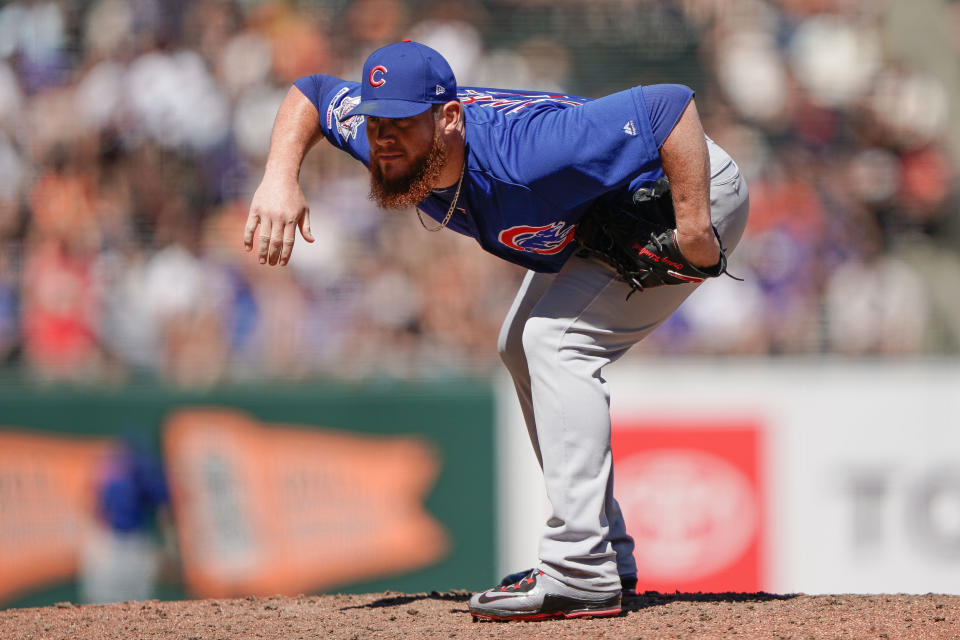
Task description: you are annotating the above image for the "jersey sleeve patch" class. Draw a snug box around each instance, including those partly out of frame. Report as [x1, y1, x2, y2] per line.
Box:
[302, 76, 368, 163]
[329, 91, 364, 142]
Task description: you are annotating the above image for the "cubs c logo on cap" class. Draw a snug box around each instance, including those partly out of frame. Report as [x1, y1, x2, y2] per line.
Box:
[347, 41, 457, 121]
[369, 65, 387, 87]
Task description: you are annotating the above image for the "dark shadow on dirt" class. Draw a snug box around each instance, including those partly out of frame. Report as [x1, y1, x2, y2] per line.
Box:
[342, 589, 797, 613]
[623, 591, 799, 612]
[340, 590, 472, 611]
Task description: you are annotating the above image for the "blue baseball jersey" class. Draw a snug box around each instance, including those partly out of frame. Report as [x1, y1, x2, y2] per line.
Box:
[295, 75, 686, 272]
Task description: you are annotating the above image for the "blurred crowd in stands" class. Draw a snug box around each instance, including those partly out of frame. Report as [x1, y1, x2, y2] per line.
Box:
[1, 0, 959, 385]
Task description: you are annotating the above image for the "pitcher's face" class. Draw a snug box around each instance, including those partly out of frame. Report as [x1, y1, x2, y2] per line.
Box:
[367, 109, 446, 210]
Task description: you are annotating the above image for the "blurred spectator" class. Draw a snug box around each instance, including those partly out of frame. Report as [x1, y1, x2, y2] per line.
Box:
[126, 47, 231, 152]
[787, 13, 881, 109]
[247, 1, 331, 84]
[0, 252, 17, 364]
[20, 235, 102, 380]
[895, 238, 960, 354]
[0, 0, 958, 385]
[21, 146, 103, 380]
[0, 1, 68, 92]
[80, 435, 174, 604]
[823, 216, 929, 355]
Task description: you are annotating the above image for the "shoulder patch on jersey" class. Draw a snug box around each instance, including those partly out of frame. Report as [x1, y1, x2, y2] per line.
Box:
[333, 94, 364, 141]
[326, 86, 351, 130]
[498, 221, 577, 255]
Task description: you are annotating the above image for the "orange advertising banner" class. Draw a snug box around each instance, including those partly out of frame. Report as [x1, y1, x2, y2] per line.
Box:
[163, 409, 450, 598]
[0, 431, 112, 603]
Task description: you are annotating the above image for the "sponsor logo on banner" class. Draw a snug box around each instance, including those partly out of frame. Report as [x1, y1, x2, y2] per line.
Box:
[164, 409, 449, 598]
[0, 431, 112, 603]
[612, 421, 765, 592]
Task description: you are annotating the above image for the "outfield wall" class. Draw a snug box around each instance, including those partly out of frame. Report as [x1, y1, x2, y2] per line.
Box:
[496, 359, 960, 595]
[0, 381, 496, 607]
[4, 361, 960, 607]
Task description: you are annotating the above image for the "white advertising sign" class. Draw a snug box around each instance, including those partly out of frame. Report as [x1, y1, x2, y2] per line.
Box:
[496, 359, 960, 594]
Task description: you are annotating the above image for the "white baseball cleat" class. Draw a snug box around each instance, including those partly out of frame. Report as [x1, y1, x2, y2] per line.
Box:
[469, 569, 622, 622]
[499, 567, 638, 596]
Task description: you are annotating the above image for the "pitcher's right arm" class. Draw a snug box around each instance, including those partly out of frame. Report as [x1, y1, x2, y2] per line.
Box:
[244, 86, 322, 266]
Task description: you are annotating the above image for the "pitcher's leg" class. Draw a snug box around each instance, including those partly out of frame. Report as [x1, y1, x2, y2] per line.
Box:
[529, 164, 749, 591]
[525, 259, 705, 592]
[522, 309, 619, 591]
[606, 482, 638, 585]
[499, 269, 640, 585]
[497, 269, 553, 465]
[500, 148, 749, 594]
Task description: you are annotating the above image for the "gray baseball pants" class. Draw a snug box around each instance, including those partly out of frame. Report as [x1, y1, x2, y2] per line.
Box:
[497, 138, 750, 593]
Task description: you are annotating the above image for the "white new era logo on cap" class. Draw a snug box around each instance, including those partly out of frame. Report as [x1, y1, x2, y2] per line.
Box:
[435, 85, 446, 95]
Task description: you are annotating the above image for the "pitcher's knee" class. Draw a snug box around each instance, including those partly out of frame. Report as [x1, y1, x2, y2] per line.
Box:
[520, 316, 561, 368]
[498, 319, 526, 374]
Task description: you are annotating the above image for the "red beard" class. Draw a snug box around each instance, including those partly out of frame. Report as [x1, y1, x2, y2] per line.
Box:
[369, 129, 447, 210]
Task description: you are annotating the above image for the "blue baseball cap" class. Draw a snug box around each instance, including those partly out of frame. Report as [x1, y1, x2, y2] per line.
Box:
[341, 41, 457, 121]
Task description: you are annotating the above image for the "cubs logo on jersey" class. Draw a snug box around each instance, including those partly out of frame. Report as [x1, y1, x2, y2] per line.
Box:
[498, 221, 577, 255]
[333, 94, 364, 141]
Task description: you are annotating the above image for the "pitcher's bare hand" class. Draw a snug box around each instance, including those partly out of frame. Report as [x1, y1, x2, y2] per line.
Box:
[244, 176, 315, 266]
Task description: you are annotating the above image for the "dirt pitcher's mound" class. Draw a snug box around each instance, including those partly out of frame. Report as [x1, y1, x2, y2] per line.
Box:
[1, 591, 957, 640]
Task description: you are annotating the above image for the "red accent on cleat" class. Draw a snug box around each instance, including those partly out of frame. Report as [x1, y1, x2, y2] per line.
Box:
[471, 606, 621, 622]
[564, 607, 622, 618]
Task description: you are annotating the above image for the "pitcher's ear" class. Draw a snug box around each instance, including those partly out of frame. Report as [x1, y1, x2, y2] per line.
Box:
[440, 100, 462, 129]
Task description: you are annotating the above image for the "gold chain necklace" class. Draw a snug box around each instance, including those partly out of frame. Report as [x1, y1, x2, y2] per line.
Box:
[417, 160, 466, 232]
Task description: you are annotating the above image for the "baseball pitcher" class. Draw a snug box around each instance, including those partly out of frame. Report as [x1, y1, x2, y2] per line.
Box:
[244, 41, 749, 621]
